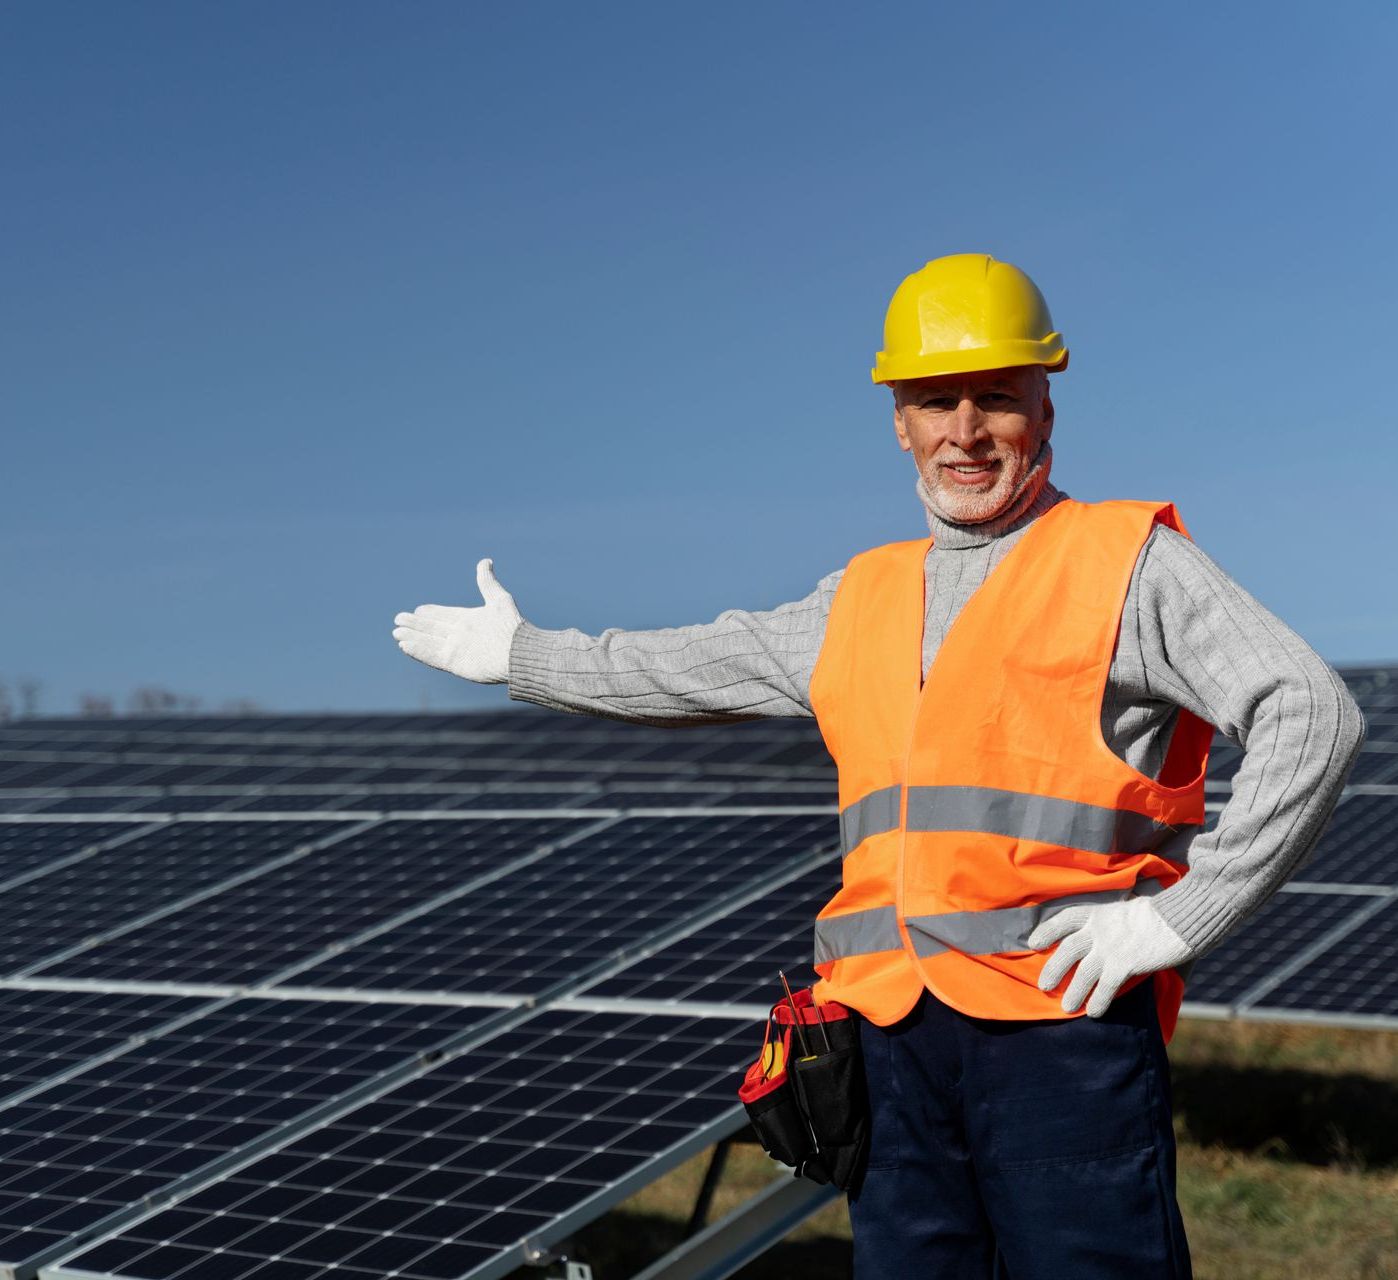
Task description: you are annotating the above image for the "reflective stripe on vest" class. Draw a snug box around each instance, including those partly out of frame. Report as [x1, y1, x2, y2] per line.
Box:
[838, 785, 901, 854]
[813, 904, 902, 965]
[815, 878, 1168, 965]
[839, 783, 1200, 861]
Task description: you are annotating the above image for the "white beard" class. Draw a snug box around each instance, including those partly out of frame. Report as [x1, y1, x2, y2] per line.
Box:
[919, 447, 1030, 524]
[917, 440, 1054, 530]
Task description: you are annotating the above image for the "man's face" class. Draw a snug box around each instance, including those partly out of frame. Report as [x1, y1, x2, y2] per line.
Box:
[893, 365, 1054, 523]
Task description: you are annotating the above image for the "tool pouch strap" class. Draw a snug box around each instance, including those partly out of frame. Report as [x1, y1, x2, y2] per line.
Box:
[738, 987, 870, 1191]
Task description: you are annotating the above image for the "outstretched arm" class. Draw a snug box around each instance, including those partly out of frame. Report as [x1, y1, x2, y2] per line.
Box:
[508, 571, 842, 725]
[394, 560, 842, 725]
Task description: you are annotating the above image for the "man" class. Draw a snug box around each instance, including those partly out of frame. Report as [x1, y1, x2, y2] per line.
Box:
[392, 254, 1364, 1278]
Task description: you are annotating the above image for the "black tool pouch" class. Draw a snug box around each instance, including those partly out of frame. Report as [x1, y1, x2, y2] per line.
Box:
[738, 987, 870, 1191]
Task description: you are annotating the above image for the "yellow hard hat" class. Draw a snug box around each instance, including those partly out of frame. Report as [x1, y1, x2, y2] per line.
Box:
[871, 253, 1069, 384]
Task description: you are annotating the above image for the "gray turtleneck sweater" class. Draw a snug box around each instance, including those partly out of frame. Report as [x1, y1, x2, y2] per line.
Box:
[508, 456, 1365, 957]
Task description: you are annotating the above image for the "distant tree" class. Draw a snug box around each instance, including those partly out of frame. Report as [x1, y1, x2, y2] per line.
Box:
[77, 693, 116, 718]
[16, 679, 41, 719]
[127, 686, 203, 715]
[7, 682, 261, 719]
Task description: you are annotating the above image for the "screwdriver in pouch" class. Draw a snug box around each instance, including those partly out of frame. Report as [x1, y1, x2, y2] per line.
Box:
[780, 970, 816, 1060]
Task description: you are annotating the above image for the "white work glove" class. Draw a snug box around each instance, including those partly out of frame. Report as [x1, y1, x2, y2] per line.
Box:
[392, 558, 524, 685]
[1028, 896, 1194, 1019]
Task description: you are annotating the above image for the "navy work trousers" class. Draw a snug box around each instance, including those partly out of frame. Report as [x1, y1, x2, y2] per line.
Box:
[847, 978, 1191, 1278]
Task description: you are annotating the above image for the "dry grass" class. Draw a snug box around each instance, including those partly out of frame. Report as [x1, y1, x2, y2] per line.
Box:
[522, 1018, 1398, 1279]
[1169, 1017, 1398, 1080]
[1180, 1147, 1398, 1280]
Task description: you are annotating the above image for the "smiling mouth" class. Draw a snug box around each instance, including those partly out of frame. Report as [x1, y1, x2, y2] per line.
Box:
[937, 459, 1002, 487]
[941, 460, 1000, 474]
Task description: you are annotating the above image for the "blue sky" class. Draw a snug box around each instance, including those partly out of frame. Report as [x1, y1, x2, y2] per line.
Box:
[5, 3, 1396, 716]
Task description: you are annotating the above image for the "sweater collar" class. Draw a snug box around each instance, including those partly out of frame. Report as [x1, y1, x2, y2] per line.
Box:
[916, 442, 1068, 548]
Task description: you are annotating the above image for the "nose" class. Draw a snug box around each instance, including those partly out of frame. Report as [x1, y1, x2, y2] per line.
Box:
[945, 394, 984, 449]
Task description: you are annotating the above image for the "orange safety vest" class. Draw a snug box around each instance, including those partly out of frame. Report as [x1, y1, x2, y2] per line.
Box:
[808, 499, 1213, 1044]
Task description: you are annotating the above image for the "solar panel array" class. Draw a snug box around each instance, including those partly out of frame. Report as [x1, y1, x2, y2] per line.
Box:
[0, 666, 1390, 1279]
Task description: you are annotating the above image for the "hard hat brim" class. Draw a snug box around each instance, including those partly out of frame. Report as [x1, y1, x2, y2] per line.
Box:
[871, 339, 1069, 385]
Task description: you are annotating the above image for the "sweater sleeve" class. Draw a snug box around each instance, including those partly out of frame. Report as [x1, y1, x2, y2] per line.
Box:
[506, 570, 842, 725]
[1129, 527, 1366, 954]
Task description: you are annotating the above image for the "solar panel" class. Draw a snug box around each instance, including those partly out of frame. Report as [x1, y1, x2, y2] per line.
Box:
[16, 796, 150, 815]
[0, 998, 496, 1277]
[0, 794, 45, 814]
[284, 813, 836, 997]
[577, 860, 839, 1008]
[34, 818, 588, 986]
[400, 790, 590, 812]
[151, 793, 283, 813]
[203, 766, 350, 787]
[0, 761, 119, 788]
[49, 1008, 756, 1280]
[0, 666, 1387, 1280]
[1183, 889, 1382, 1008]
[196, 792, 372, 814]
[368, 764, 537, 785]
[1249, 896, 1398, 1019]
[1342, 750, 1398, 785]
[1360, 715, 1398, 742]
[1290, 794, 1398, 886]
[1204, 739, 1243, 783]
[0, 821, 340, 978]
[0, 823, 146, 886]
[210, 787, 594, 814]
[0, 990, 206, 1095]
[582, 786, 738, 809]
